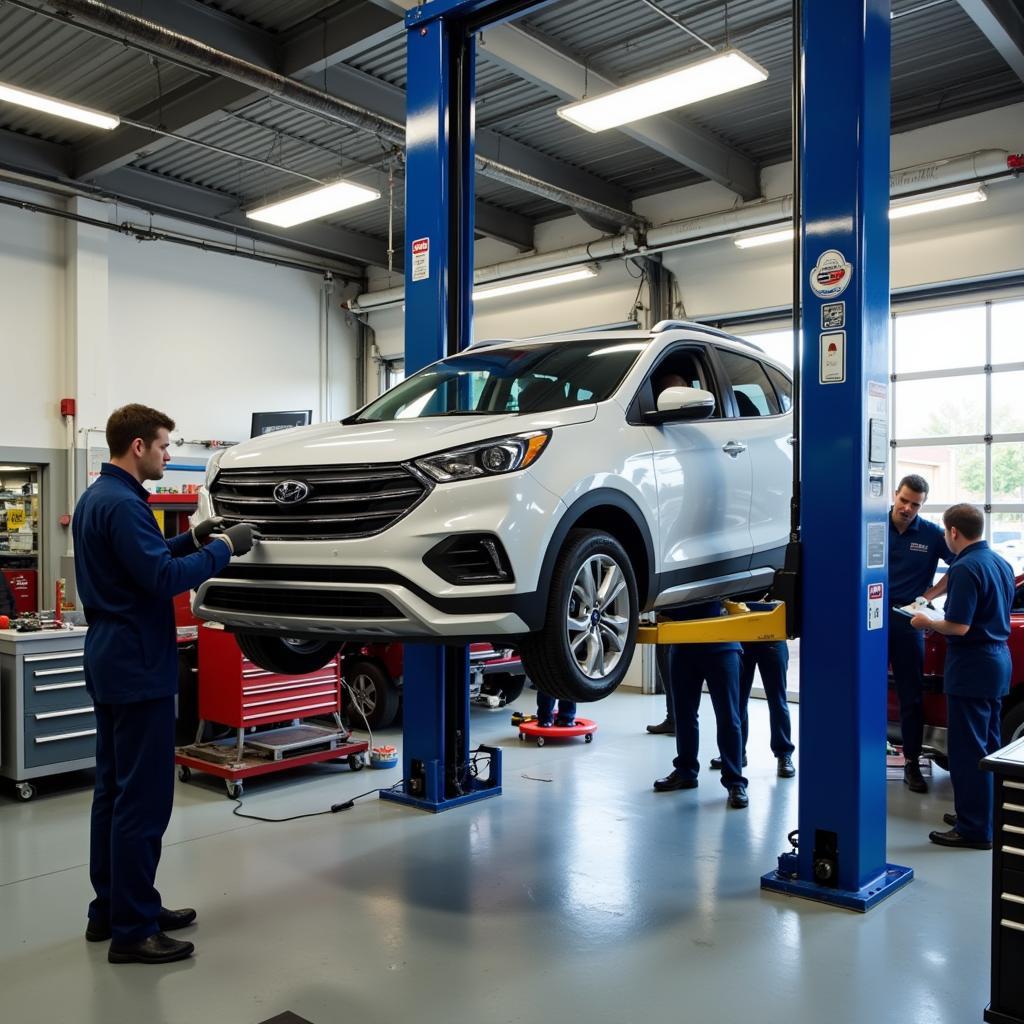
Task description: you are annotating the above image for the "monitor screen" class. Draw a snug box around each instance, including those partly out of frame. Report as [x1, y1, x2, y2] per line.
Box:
[250, 410, 312, 438]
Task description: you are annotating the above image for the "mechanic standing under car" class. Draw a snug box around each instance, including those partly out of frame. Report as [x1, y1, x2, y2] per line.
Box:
[73, 404, 257, 965]
[888, 474, 954, 793]
[653, 602, 749, 809]
[910, 503, 1014, 849]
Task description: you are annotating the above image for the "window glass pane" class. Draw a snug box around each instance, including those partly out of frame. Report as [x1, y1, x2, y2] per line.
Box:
[764, 365, 792, 412]
[893, 305, 985, 373]
[992, 514, 1024, 576]
[717, 350, 780, 416]
[992, 369, 1024, 435]
[992, 299, 1024, 365]
[896, 444, 986, 504]
[991, 443, 1024, 503]
[893, 375, 984, 437]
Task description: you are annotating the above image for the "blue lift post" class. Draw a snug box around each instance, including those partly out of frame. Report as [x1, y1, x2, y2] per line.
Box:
[761, 0, 913, 910]
[382, 0, 556, 811]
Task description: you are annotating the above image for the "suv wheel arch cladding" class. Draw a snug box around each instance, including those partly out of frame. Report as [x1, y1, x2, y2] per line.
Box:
[528, 489, 656, 631]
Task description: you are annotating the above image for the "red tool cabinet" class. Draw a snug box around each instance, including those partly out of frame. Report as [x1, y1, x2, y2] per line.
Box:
[198, 627, 341, 728]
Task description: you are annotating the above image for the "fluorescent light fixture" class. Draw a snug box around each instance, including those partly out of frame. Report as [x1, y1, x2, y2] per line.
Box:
[473, 266, 598, 302]
[733, 184, 990, 248]
[558, 49, 768, 133]
[0, 465, 29, 472]
[888, 183, 987, 220]
[0, 81, 119, 130]
[246, 179, 380, 228]
[734, 227, 795, 249]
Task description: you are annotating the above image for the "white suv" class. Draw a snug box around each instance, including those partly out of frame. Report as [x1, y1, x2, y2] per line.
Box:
[192, 321, 793, 701]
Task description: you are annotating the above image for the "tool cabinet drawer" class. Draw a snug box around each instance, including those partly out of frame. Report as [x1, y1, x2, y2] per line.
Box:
[23, 708, 96, 768]
[22, 651, 87, 710]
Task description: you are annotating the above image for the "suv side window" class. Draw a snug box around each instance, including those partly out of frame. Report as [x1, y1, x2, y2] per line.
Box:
[649, 347, 723, 414]
[717, 349, 781, 417]
[764, 364, 793, 413]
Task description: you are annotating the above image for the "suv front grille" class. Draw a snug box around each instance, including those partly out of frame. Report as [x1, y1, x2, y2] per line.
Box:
[203, 585, 401, 620]
[210, 464, 429, 539]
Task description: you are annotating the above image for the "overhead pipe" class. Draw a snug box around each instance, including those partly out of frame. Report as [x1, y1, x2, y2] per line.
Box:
[10, 0, 643, 232]
[348, 149, 1021, 311]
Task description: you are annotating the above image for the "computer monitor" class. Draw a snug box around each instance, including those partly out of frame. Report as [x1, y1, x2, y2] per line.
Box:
[250, 410, 312, 438]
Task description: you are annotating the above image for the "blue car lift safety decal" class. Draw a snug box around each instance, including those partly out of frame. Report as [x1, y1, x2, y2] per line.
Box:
[382, 0, 560, 812]
[760, 0, 913, 910]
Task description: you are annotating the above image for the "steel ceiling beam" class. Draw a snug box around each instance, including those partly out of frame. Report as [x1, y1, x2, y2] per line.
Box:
[477, 22, 761, 200]
[10, 0, 637, 237]
[958, 0, 1024, 83]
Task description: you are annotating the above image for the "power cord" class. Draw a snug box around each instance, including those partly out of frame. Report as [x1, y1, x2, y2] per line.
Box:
[230, 778, 404, 822]
[340, 676, 376, 750]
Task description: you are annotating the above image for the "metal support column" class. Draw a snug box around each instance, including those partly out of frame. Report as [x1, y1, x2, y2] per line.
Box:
[761, 0, 913, 909]
[382, 0, 557, 811]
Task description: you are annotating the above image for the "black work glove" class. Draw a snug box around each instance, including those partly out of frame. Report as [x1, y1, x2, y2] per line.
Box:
[213, 523, 259, 557]
[191, 516, 225, 548]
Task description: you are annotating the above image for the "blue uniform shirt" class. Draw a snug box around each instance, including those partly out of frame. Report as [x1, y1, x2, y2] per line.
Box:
[72, 463, 231, 703]
[660, 601, 741, 653]
[943, 541, 1015, 649]
[888, 512, 953, 606]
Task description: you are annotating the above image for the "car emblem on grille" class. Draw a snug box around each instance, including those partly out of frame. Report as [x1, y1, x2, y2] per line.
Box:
[273, 479, 310, 504]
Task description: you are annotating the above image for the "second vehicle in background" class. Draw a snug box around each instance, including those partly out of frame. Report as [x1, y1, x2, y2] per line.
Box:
[342, 642, 527, 729]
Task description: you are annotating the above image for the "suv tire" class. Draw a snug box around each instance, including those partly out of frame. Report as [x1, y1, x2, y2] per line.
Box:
[518, 528, 638, 702]
[1003, 699, 1024, 746]
[236, 634, 341, 676]
[344, 658, 401, 729]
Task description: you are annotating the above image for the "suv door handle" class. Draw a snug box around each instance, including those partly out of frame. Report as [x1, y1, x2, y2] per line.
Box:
[721, 441, 747, 457]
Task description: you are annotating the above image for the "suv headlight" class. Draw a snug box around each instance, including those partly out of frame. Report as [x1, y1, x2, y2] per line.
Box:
[204, 448, 227, 487]
[415, 431, 551, 483]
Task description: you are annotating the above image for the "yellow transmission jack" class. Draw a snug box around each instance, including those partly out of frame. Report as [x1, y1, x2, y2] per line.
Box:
[636, 600, 789, 645]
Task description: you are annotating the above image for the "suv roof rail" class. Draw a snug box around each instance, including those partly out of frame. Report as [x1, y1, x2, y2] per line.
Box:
[651, 319, 764, 353]
[464, 337, 521, 350]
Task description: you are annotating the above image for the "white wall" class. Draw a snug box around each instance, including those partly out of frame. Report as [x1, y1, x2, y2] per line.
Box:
[0, 184, 66, 450]
[363, 102, 1024, 362]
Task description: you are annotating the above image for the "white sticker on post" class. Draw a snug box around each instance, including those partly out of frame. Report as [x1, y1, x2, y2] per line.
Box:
[867, 582, 884, 631]
[820, 331, 846, 384]
[411, 237, 430, 282]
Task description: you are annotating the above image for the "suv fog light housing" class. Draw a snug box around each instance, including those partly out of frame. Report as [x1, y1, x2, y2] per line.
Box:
[424, 534, 515, 585]
[415, 431, 550, 483]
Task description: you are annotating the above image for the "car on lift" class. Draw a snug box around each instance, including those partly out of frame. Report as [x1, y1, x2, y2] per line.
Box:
[888, 574, 1024, 766]
[191, 321, 793, 703]
[342, 641, 527, 729]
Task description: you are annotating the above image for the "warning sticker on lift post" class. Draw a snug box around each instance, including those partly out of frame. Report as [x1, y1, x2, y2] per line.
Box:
[867, 582, 884, 631]
[819, 331, 846, 384]
[411, 237, 430, 282]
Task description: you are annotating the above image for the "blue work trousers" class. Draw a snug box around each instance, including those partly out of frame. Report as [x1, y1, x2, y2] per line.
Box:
[946, 693, 1002, 843]
[889, 616, 926, 760]
[669, 646, 747, 788]
[656, 644, 674, 725]
[739, 642, 794, 757]
[89, 696, 176, 944]
[537, 692, 576, 724]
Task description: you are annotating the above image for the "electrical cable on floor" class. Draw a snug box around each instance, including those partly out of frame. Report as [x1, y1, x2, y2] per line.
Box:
[230, 779, 405, 823]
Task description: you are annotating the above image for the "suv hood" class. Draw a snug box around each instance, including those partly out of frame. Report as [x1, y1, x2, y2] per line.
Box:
[217, 406, 598, 469]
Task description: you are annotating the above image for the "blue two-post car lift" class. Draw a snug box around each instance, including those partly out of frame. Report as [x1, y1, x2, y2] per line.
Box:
[383, 0, 914, 911]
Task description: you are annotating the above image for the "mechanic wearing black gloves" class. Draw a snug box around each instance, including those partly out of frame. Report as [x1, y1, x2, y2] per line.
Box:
[72, 404, 256, 966]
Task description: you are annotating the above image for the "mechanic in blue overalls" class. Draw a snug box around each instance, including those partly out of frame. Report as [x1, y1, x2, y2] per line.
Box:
[73, 404, 256, 964]
[910, 503, 1014, 849]
[653, 602, 748, 808]
[889, 474, 953, 793]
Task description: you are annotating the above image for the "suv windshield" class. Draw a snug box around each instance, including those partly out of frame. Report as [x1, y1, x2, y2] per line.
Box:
[351, 339, 648, 422]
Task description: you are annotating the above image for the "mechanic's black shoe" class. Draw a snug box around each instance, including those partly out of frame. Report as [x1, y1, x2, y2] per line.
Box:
[536, 718, 554, 728]
[943, 812, 958, 827]
[709, 755, 748, 770]
[653, 770, 698, 792]
[777, 755, 796, 778]
[107, 932, 195, 964]
[554, 717, 576, 728]
[728, 784, 749, 809]
[904, 759, 928, 793]
[646, 718, 675, 735]
[87, 907, 197, 943]
[928, 828, 991, 850]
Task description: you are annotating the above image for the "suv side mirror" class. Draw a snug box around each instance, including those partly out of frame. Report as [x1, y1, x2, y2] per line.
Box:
[647, 386, 716, 423]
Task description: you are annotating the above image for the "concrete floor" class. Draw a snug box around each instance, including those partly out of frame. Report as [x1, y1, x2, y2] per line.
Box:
[0, 690, 993, 1024]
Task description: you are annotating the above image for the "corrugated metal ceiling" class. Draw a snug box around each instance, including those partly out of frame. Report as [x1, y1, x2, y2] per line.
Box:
[0, 0, 1020, 261]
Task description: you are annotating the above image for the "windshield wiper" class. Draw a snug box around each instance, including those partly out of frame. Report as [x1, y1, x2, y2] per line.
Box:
[426, 410, 495, 417]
